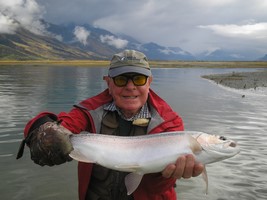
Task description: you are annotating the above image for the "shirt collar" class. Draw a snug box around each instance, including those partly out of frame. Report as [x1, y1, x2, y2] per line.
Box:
[104, 101, 151, 121]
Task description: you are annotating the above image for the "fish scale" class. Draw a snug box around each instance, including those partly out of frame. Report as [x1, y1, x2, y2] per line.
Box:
[69, 131, 240, 195]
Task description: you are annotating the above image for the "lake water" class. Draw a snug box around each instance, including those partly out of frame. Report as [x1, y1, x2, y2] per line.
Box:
[0, 65, 266, 200]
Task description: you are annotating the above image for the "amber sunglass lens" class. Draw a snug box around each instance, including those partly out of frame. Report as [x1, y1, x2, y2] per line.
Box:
[114, 76, 127, 86]
[133, 75, 147, 86]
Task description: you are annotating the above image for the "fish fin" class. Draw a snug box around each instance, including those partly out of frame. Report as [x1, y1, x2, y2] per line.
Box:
[115, 164, 141, 172]
[125, 173, 143, 195]
[69, 150, 96, 163]
[187, 135, 202, 154]
[202, 165, 208, 194]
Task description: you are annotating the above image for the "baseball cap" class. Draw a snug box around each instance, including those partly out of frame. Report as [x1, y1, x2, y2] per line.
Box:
[108, 50, 151, 77]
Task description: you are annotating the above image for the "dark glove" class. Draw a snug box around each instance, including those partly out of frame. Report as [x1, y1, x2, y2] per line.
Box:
[17, 121, 73, 166]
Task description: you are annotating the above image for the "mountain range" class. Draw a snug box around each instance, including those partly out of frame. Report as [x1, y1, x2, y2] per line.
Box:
[0, 21, 266, 61]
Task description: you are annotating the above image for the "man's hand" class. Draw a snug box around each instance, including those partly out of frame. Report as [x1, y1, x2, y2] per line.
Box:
[162, 154, 204, 179]
[28, 121, 74, 166]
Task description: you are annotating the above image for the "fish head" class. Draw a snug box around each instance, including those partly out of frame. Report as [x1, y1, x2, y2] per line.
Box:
[193, 132, 240, 163]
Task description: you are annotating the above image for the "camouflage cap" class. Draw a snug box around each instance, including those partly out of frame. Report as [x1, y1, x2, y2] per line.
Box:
[108, 50, 151, 77]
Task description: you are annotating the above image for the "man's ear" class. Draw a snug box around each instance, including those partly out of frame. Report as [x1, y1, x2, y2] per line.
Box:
[103, 76, 112, 94]
[103, 76, 110, 85]
[148, 76, 153, 85]
[103, 76, 108, 81]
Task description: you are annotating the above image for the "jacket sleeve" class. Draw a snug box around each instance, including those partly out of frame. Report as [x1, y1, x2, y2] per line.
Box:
[24, 107, 90, 137]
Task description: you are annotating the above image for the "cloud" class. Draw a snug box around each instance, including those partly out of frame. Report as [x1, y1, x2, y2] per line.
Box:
[159, 48, 187, 56]
[73, 26, 90, 45]
[100, 35, 128, 49]
[199, 22, 267, 39]
[0, 0, 46, 35]
[2, 0, 267, 57]
[0, 14, 19, 34]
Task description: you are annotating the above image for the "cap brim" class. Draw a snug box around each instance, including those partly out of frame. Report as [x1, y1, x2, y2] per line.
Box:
[108, 66, 151, 77]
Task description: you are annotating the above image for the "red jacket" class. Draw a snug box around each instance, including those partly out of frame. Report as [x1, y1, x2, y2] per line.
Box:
[24, 89, 184, 200]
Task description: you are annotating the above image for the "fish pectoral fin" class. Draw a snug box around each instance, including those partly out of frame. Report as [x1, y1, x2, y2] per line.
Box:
[187, 134, 202, 154]
[115, 164, 141, 172]
[69, 150, 96, 163]
[201, 165, 208, 194]
[125, 173, 143, 195]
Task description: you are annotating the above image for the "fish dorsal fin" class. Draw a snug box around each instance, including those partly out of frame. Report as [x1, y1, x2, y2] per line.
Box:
[202, 165, 209, 194]
[125, 173, 144, 195]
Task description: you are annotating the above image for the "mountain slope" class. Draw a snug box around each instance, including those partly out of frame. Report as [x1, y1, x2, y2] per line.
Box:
[46, 22, 196, 60]
[259, 54, 267, 61]
[139, 42, 195, 60]
[46, 23, 120, 57]
[7, 21, 266, 61]
[0, 28, 101, 60]
[0, 20, 197, 60]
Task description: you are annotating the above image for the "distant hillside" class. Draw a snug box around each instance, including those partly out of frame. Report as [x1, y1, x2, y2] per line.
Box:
[1, 21, 266, 61]
[46, 22, 120, 58]
[0, 21, 198, 61]
[46, 22, 196, 60]
[139, 42, 195, 60]
[259, 54, 267, 61]
[0, 28, 102, 60]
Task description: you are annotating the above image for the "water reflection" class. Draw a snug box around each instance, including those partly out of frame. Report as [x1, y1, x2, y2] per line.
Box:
[0, 66, 266, 199]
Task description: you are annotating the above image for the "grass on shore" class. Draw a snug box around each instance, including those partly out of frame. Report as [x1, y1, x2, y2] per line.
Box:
[0, 60, 267, 68]
[0, 60, 109, 67]
[149, 61, 267, 68]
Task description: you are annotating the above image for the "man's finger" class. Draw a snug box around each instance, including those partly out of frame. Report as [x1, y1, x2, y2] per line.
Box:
[172, 155, 186, 179]
[193, 163, 204, 177]
[182, 154, 195, 179]
[162, 164, 176, 178]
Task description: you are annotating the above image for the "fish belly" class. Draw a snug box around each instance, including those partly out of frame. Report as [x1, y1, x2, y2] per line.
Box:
[69, 132, 193, 174]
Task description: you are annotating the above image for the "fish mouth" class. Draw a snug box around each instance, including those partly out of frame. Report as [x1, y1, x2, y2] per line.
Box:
[219, 136, 237, 148]
[229, 141, 237, 147]
[223, 140, 237, 148]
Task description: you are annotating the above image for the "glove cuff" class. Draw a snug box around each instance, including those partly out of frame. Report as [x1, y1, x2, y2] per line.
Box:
[27, 115, 57, 134]
[16, 115, 58, 159]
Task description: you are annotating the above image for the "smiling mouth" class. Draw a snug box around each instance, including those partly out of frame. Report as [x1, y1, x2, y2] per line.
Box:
[123, 96, 137, 99]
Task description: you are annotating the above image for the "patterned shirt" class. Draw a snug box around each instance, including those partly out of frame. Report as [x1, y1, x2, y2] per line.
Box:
[104, 101, 151, 121]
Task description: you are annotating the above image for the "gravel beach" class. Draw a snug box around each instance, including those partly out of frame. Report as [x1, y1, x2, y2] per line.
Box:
[202, 70, 267, 90]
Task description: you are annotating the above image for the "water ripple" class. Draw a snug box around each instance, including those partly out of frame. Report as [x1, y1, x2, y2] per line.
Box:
[1, 66, 266, 200]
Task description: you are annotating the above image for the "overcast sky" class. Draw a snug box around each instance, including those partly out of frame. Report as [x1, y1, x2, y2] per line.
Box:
[1, 0, 267, 57]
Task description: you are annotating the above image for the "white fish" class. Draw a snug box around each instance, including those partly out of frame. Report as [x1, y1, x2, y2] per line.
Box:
[69, 131, 240, 195]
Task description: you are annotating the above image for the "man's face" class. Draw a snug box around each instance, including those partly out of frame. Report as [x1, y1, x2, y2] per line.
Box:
[105, 73, 152, 116]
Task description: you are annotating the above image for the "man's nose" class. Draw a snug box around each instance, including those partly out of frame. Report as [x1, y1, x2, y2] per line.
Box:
[125, 79, 135, 88]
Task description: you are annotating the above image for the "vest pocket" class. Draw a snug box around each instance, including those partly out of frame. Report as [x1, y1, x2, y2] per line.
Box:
[91, 164, 110, 181]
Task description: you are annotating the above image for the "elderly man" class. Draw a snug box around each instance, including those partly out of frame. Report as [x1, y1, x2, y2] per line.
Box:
[17, 50, 203, 200]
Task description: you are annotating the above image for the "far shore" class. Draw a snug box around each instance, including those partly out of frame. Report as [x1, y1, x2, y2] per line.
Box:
[0, 60, 267, 68]
[202, 70, 267, 89]
[1, 60, 267, 90]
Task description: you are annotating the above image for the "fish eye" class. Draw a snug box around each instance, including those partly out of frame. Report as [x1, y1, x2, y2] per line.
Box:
[219, 136, 227, 140]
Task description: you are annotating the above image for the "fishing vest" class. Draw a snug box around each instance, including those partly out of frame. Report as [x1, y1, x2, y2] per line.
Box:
[85, 111, 149, 200]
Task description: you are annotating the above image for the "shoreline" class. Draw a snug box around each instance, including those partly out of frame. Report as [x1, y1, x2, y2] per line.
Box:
[0, 60, 267, 68]
[1, 60, 267, 91]
[202, 70, 267, 90]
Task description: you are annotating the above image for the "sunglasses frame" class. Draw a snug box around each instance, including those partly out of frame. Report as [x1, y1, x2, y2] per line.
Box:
[111, 74, 148, 87]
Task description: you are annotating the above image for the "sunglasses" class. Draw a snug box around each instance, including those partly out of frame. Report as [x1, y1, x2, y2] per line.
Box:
[112, 74, 148, 87]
